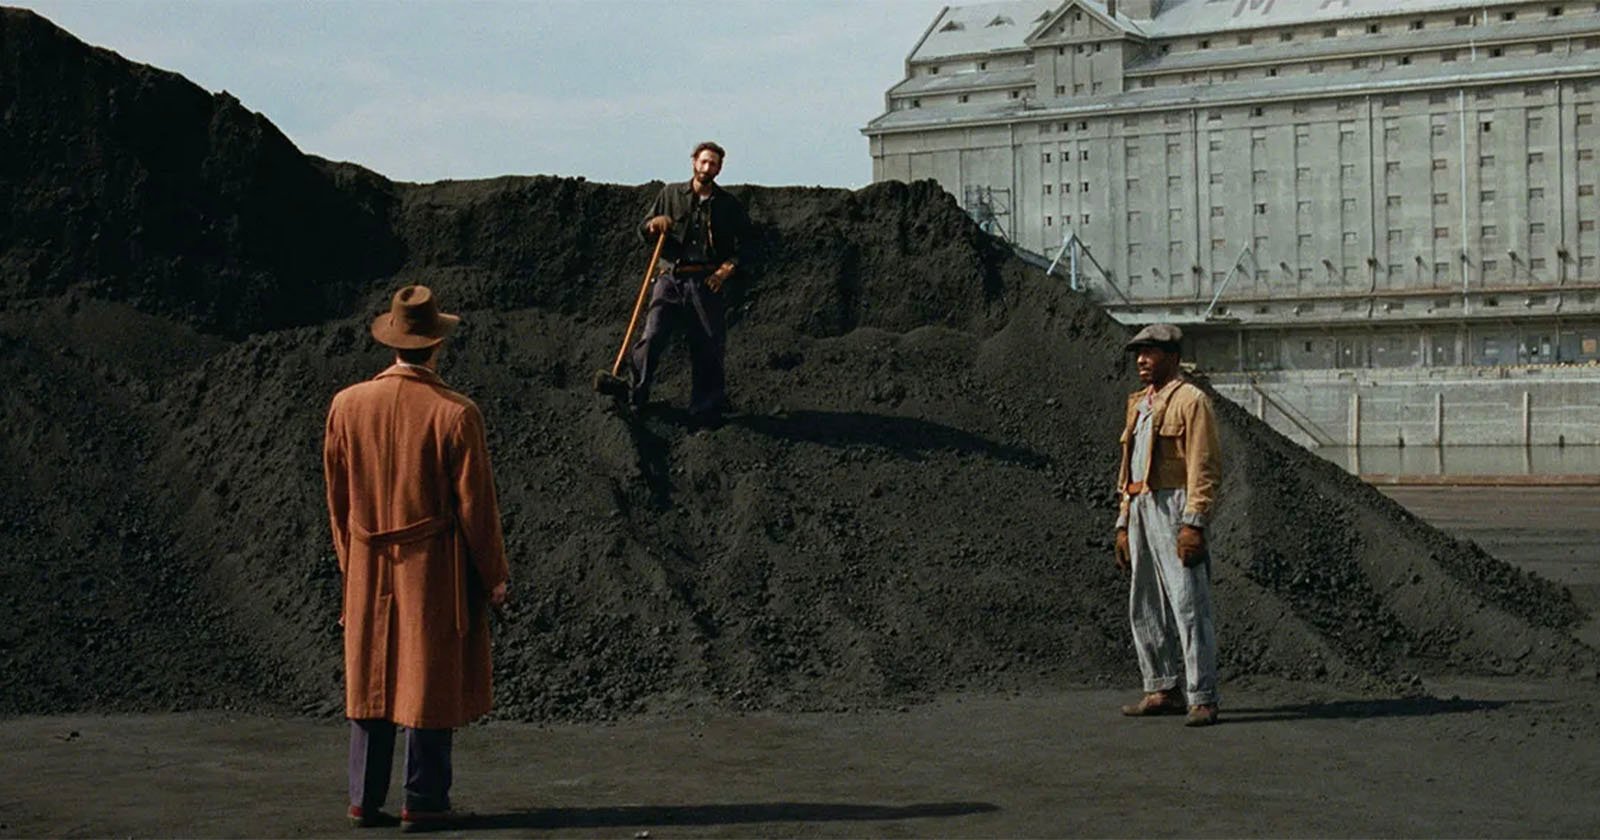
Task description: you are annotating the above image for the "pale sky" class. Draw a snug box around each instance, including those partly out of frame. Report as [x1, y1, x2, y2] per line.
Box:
[10, 0, 946, 187]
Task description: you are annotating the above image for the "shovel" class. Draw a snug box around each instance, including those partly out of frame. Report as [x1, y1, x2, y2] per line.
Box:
[593, 230, 668, 398]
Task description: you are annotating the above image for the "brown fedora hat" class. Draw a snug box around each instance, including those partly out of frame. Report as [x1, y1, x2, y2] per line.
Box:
[370, 285, 460, 349]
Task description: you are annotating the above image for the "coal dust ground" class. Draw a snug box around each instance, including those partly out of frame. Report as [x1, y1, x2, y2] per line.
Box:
[2, 8, 1600, 835]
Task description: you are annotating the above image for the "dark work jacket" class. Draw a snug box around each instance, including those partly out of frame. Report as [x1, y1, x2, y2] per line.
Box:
[638, 181, 751, 270]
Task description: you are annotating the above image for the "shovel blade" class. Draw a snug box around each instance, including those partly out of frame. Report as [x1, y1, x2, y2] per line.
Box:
[592, 369, 630, 398]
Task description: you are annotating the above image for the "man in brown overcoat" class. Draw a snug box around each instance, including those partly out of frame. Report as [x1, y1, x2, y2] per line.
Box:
[323, 285, 511, 830]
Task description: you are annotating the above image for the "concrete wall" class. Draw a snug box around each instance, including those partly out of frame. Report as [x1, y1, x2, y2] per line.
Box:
[1213, 366, 1600, 446]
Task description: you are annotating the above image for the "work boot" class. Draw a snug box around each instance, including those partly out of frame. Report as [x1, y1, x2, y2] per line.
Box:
[1185, 704, 1220, 727]
[1120, 690, 1185, 716]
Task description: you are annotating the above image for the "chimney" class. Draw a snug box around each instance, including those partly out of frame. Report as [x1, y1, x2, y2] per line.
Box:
[1107, 0, 1118, 17]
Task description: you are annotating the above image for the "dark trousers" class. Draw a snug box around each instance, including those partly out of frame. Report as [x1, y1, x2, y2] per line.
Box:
[348, 719, 453, 813]
[628, 268, 726, 416]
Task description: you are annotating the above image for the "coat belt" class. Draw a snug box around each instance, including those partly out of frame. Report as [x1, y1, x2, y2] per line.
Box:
[349, 514, 468, 637]
[351, 514, 452, 546]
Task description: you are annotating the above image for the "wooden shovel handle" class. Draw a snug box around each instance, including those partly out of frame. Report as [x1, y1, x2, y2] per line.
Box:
[611, 231, 667, 377]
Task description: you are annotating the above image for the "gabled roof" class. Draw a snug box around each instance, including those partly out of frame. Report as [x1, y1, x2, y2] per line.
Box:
[1026, 0, 1144, 43]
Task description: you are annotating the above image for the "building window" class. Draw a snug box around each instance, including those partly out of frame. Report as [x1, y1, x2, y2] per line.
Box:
[1211, 206, 1225, 217]
[1255, 202, 1268, 214]
[1298, 167, 1312, 181]
[1387, 195, 1402, 208]
[1432, 158, 1447, 171]
[1481, 121, 1493, 133]
[1580, 114, 1596, 126]
[1062, 182, 1072, 193]
[1046, 215, 1053, 226]
[1481, 190, 1496, 202]
[1531, 257, 1547, 270]
[1044, 184, 1053, 195]
[1582, 184, 1597, 196]
[1480, 155, 1496, 167]
[1280, 31, 1293, 42]
[1056, 85, 1066, 94]
[1530, 187, 1546, 200]
[1433, 193, 1449, 205]
[1080, 181, 1089, 192]
[1043, 152, 1052, 163]
[1081, 214, 1090, 224]
[959, 94, 969, 103]
[1442, 50, 1457, 62]
[1581, 149, 1596, 161]
[1409, 19, 1424, 30]
[1253, 169, 1268, 183]
[1435, 227, 1450, 238]
[1482, 225, 1499, 238]
[1530, 152, 1546, 164]
[1210, 172, 1224, 184]
[1530, 223, 1546, 235]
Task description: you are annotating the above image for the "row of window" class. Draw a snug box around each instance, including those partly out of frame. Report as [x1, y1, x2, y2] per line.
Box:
[1138, 37, 1594, 91]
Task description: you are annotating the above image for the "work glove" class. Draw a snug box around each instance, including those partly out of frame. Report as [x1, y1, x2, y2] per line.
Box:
[645, 214, 672, 236]
[1177, 525, 1208, 567]
[706, 262, 734, 293]
[1114, 528, 1130, 573]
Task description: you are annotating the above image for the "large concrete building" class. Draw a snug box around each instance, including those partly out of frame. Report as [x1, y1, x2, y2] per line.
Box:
[864, 0, 1600, 377]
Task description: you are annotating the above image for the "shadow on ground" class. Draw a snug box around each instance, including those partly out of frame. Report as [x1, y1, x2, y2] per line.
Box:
[732, 409, 1050, 467]
[460, 800, 1001, 830]
[1224, 696, 1516, 723]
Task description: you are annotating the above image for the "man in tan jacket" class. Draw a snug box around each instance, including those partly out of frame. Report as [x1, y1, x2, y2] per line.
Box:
[324, 285, 511, 829]
[1112, 323, 1223, 727]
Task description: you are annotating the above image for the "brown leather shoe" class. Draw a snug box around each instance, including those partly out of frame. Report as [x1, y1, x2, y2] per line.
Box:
[347, 805, 399, 828]
[1120, 691, 1185, 716]
[401, 808, 461, 833]
[1185, 704, 1219, 727]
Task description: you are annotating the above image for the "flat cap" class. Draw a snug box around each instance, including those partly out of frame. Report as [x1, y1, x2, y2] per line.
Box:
[1124, 323, 1183, 352]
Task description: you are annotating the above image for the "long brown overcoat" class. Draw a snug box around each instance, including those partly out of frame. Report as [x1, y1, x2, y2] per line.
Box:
[323, 364, 509, 729]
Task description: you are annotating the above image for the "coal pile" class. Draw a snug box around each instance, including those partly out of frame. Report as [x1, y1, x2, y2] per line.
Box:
[0, 7, 1593, 721]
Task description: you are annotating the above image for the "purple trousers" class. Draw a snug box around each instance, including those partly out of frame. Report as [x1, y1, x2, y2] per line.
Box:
[348, 719, 453, 813]
[628, 267, 727, 416]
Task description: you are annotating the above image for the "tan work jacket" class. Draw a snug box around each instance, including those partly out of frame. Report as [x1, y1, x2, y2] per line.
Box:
[1116, 377, 1223, 528]
[323, 364, 510, 729]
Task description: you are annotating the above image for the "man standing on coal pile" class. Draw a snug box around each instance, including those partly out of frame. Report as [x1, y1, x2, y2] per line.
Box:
[1113, 323, 1223, 727]
[630, 140, 752, 429]
[323, 285, 511, 831]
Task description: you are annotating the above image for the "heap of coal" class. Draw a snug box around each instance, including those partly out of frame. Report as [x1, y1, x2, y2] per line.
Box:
[1, 8, 1592, 720]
